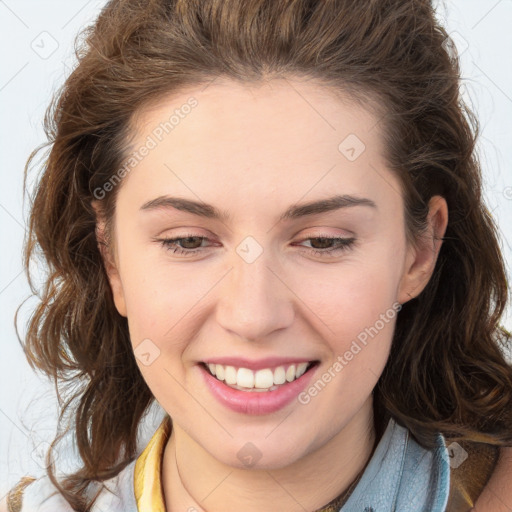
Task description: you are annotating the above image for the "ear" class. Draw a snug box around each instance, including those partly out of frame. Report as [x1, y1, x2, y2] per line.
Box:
[92, 200, 127, 317]
[397, 195, 448, 304]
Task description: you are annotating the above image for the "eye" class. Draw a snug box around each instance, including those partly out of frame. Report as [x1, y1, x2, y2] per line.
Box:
[155, 233, 356, 258]
[157, 234, 212, 256]
[294, 235, 356, 258]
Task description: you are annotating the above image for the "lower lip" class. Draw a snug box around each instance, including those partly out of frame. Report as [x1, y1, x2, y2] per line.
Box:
[200, 363, 317, 415]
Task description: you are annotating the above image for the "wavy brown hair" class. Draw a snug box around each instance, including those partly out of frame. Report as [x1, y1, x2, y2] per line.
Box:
[20, 0, 512, 509]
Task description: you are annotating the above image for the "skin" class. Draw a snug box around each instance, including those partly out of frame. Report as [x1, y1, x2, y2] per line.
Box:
[89, 77, 509, 512]
[95, 77, 447, 511]
[473, 447, 512, 511]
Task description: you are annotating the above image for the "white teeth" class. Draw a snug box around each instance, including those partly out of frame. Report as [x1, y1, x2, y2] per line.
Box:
[224, 365, 237, 385]
[205, 362, 314, 390]
[215, 364, 225, 381]
[254, 369, 274, 388]
[237, 368, 254, 388]
[285, 364, 296, 382]
[296, 362, 308, 378]
[273, 366, 286, 385]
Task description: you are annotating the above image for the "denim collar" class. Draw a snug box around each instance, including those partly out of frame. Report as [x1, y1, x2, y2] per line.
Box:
[340, 417, 450, 511]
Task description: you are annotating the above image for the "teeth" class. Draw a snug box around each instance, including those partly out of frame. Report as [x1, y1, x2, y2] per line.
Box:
[254, 369, 274, 388]
[205, 362, 313, 390]
[273, 366, 286, 385]
[285, 364, 296, 382]
[237, 368, 254, 388]
[215, 364, 225, 381]
[296, 362, 308, 378]
[225, 365, 237, 385]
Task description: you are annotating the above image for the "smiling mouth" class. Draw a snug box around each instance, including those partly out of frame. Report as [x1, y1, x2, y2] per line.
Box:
[201, 361, 319, 392]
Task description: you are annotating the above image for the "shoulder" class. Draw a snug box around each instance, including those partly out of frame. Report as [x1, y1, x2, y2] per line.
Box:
[472, 446, 512, 512]
[1, 461, 138, 512]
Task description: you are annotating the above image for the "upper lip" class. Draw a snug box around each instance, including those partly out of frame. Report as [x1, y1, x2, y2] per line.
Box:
[201, 357, 318, 371]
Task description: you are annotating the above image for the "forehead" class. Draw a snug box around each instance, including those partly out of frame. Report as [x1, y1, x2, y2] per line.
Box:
[132, 77, 384, 159]
[118, 78, 402, 220]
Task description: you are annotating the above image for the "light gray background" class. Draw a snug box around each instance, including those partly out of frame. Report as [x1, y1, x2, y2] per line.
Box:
[1, 0, 511, 499]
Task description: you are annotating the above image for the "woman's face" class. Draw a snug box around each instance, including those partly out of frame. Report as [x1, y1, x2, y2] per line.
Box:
[102, 78, 437, 469]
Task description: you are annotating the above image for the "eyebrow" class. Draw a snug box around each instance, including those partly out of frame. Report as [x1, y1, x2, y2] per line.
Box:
[140, 194, 377, 222]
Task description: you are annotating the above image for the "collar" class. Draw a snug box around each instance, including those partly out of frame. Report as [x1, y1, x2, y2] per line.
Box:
[340, 418, 450, 511]
[134, 414, 171, 512]
[133, 415, 450, 512]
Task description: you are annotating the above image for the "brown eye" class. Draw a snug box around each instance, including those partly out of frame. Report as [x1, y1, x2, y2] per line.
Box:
[309, 237, 338, 249]
[174, 236, 204, 249]
[157, 235, 212, 256]
[296, 236, 356, 257]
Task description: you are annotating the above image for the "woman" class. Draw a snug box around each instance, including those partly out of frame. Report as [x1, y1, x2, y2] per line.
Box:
[2, 0, 512, 510]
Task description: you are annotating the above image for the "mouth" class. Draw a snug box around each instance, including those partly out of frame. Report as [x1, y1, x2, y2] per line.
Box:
[200, 360, 320, 392]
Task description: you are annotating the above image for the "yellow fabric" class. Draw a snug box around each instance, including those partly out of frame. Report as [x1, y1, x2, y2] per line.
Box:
[134, 414, 172, 512]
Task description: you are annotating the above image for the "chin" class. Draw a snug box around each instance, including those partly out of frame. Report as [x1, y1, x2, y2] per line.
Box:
[206, 436, 308, 471]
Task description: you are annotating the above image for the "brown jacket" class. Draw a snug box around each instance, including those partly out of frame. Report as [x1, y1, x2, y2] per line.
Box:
[445, 440, 500, 511]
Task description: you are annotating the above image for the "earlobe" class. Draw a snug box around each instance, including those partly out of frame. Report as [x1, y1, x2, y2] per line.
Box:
[398, 195, 449, 304]
[92, 201, 128, 317]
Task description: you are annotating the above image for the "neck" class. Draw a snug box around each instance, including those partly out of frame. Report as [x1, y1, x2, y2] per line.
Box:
[162, 397, 376, 512]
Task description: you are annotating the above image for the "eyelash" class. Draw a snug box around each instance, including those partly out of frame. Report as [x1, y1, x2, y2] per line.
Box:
[156, 234, 356, 258]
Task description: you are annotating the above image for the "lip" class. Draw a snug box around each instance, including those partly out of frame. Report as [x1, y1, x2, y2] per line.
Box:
[202, 356, 315, 371]
[200, 361, 319, 415]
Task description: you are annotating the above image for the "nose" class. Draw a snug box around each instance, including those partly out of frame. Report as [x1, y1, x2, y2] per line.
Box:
[215, 247, 295, 341]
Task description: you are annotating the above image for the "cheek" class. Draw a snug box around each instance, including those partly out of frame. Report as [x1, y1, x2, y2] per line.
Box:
[309, 274, 397, 368]
[121, 269, 197, 348]
[117, 256, 201, 411]
[291, 245, 403, 388]
[115, 232, 203, 340]
[295, 270, 399, 419]
[296, 245, 403, 335]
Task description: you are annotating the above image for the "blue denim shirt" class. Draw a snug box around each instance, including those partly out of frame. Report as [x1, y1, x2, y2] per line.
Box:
[340, 418, 450, 511]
